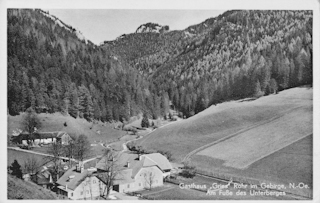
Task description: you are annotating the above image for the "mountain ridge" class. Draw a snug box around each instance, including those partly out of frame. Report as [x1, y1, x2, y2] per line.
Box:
[7, 9, 312, 122]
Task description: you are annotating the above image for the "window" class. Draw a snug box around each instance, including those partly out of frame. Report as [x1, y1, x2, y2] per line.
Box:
[127, 184, 130, 188]
[139, 183, 141, 187]
[87, 190, 89, 194]
[81, 191, 83, 195]
[71, 193, 73, 197]
[93, 180, 96, 184]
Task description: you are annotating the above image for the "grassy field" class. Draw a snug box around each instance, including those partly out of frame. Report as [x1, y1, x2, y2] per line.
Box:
[197, 106, 312, 169]
[8, 148, 50, 172]
[109, 134, 139, 151]
[191, 135, 313, 197]
[8, 112, 126, 145]
[8, 112, 127, 158]
[137, 87, 312, 197]
[137, 87, 312, 162]
[8, 175, 61, 199]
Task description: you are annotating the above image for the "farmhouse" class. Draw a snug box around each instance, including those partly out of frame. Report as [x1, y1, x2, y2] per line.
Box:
[31, 168, 54, 190]
[56, 163, 108, 200]
[12, 131, 72, 146]
[96, 152, 172, 193]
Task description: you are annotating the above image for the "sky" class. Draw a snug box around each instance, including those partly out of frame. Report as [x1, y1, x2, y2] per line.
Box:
[48, 9, 226, 45]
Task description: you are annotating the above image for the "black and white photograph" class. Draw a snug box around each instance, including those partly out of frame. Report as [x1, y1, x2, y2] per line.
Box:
[1, 0, 319, 201]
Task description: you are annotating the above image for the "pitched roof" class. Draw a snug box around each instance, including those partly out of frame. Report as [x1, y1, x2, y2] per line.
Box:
[17, 131, 71, 140]
[56, 131, 70, 138]
[131, 156, 159, 177]
[31, 173, 51, 185]
[142, 153, 172, 171]
[113, 169, 135, 185]
[95, 152, 172, 185]
[56, 167, 93, 191]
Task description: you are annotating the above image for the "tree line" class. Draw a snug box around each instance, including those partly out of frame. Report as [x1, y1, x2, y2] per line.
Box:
[7, 9, 170, 122]
[7, 9, 312, 122]
[127, 10, 312, 117]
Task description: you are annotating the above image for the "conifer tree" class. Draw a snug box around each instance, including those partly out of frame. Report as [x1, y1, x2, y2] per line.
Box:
[141, 113, 150, 128]
[9, 160, 23, 179]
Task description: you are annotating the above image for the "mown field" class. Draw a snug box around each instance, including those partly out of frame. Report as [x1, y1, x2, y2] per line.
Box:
[192, 135, 313, 197]
[197, 106, 312, 169]
[137, 87, 312, 197]
[138, 87, 312, 162]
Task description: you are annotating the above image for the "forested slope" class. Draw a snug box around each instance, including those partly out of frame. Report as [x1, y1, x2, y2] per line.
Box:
[104, 10, 313, 117]
[8, 9, 312, 121]
[7, 9, 170, 122]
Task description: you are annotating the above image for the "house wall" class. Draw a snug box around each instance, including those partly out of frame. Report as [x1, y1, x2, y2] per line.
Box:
[41, 138, 56, 144]
[57, 188, 68, 196]
[118, 182, 136, 193]
[22, 138, 56, 145]
[68, 176, 104, 200]
[61, 134, 71, 145]
[135, 166, 163, 190]
[118, 166, 164, 193]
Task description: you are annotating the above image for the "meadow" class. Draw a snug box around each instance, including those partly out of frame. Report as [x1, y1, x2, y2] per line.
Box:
[8, 112, 126, 145]
[138, 87, 312, 162]
[8, 112, 128, 158]
[196, 106, 312, 169]
[137, 87, 312, 197]
[191, 135, 312, 197]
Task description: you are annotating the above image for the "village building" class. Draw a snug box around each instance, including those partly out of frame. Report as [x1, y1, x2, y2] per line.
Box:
[12, 131, 72, 146]
[96, 152, 172, 193]
[56, 162, 108, 200]
[31, 168, 54, 190]
[55, 152, 172, 199]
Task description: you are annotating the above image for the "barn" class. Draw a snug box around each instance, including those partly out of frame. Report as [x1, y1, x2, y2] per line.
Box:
[12, 131, 73, 146]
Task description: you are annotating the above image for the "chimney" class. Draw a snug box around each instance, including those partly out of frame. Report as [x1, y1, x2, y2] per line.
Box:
[49, 174, 53, 183]
[127, 161, 130, 168]
[66, 184, 68, 191]
[77, 161, 84, 172]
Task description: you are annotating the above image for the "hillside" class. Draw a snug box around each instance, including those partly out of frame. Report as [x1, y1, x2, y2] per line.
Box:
[8, 112, 126, 156]
[137, 86, 312, 196]
[138, 87, 312, 160]
[102, 10, 312, 118]
[7, 9, 170, 122]
[8, 9, 312, 124]
[8, 175, 59, 199]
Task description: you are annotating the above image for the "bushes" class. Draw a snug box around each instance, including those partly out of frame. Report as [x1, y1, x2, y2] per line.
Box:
[141, 113, 150, 128]
[127, 142, 173, 161]
[123, 126, 138, 135]
[157, 150, 173, 161]
[180, 162, 196, 178]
